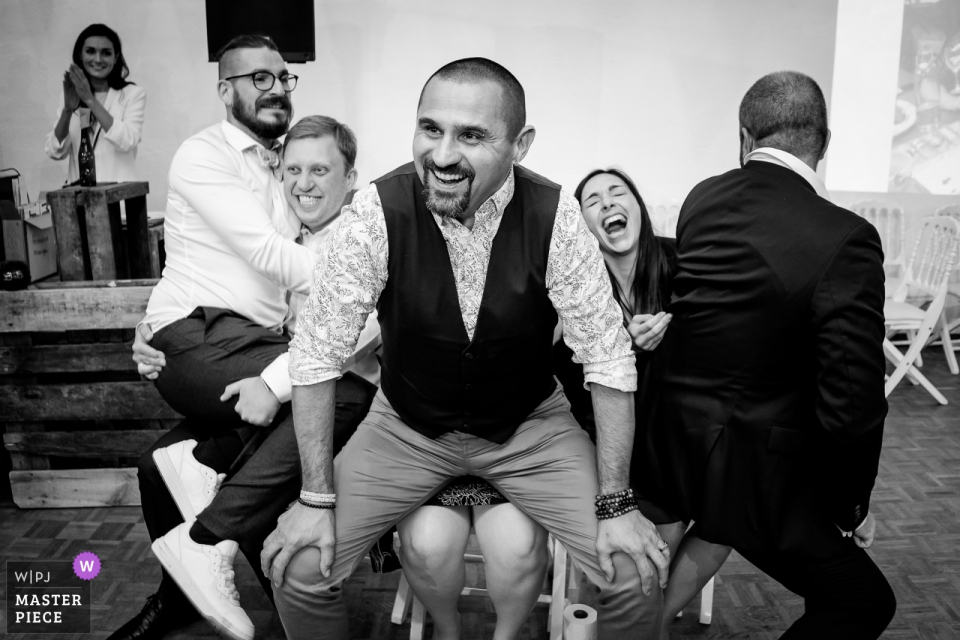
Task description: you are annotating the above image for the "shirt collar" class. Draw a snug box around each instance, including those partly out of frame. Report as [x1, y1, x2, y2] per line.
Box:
[744, 147, 830, 201]
[220, 120, 282, 155]
[432, 167, 516, 229]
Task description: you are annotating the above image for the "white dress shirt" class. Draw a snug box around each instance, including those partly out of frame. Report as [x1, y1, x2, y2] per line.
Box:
[143, 121, 313, 335]
[45, 85, 147, 183]
[744, 147, 831, 201]
[290, 167, 636, 392]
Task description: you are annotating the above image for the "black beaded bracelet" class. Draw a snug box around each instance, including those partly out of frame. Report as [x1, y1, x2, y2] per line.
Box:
[596, 488, 639, 520]
[596, 503, 640, 520]
[596, 487, 634, 502]
[298, 497, 335, 510]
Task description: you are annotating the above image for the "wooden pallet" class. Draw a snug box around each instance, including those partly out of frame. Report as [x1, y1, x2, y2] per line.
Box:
[0, 279, 181, 508]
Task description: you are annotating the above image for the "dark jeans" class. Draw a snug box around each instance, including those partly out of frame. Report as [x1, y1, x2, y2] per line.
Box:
[138, 307, 375, 605]
[738, 543, 896, 639]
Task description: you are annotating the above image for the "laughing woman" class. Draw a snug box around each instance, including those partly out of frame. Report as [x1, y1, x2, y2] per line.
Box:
[575, 168, 731, 638]
[45, 24, 146, 183]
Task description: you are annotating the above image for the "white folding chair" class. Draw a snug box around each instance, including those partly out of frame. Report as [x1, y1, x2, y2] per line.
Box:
[852, 201, 907, 297]
[932, 205, 960, 363]
[884, 216, 960, 403]
[391, 534, 717, 638]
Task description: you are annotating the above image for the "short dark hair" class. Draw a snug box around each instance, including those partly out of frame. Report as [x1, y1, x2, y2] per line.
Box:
[72, 24, 132, 90]
[216, 34, 279, 77]
[282, 115, 358, 170]
[739, 71, 828, 160]
[419, 57, 526, 139]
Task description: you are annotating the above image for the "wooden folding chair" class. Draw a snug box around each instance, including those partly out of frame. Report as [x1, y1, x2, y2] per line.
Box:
[884, 216, 960, 403]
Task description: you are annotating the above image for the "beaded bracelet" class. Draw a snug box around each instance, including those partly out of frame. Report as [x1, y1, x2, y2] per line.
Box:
[595, 487, 639, 520]
[595, 488, 634, 504]
[298, 497, 335, 510]
[300, 490, 336, 504]
[596, 503, 639, 520]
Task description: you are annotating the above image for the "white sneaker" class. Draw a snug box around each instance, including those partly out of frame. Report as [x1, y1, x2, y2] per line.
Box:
[153, 439, 225, 520]
[151, 522, 254, 640]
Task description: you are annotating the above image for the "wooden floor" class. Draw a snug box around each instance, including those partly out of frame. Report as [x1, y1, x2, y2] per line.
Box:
[1, 349, 958, 639]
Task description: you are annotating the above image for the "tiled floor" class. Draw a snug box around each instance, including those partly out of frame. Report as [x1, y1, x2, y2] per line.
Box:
[1, 350, 958, 639]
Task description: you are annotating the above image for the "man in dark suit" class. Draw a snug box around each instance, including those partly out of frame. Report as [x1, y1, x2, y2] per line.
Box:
[655, 71, 896, 638]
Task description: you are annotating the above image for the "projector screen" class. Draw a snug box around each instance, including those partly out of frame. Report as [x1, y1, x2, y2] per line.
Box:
[828, 0, 960, 195]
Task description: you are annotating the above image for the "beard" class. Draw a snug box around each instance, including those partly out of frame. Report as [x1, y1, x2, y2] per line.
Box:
[232, 93, 292, 140]
[421, 158, 475, 219]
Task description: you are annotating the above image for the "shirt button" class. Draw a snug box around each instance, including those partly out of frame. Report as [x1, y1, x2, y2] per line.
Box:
[465, 384, 473, 391]
[464, 410, 472, 416]
[464, 353, 475, 360]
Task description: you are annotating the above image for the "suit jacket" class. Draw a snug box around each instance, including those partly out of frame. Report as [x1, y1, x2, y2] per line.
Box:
[653, 160, 887, 557]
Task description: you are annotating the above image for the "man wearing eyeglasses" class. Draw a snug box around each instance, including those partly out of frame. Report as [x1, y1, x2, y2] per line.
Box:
[108, 35, 350, 640]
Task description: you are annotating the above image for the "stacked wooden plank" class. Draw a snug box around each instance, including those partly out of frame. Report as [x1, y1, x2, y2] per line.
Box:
[0, 279, 181, 508]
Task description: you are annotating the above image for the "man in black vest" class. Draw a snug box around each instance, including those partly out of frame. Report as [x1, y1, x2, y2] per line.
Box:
[262, 58, 671, 640]
[653, 71, 896, 638]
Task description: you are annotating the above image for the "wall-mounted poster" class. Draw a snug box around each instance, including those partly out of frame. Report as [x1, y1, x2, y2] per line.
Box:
[890, 0, 960, 194]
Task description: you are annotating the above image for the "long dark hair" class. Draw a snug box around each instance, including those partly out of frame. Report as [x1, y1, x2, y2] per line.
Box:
[72, 24, 132, 91]
[574, 168, 671, 316]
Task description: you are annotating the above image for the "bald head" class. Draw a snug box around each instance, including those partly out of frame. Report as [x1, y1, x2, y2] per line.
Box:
[419, 57, 526, 139]
[216, 34, 280, 78]
[739, 71, 829, 163]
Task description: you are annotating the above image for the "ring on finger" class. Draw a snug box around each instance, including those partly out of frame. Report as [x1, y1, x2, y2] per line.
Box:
[657, 538, 668, 551]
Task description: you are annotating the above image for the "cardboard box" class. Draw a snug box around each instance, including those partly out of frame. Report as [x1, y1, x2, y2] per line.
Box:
[1, 200, 58, 282]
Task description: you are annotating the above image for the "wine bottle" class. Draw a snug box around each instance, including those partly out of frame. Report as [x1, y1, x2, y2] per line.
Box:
[78, 124, 97, 187]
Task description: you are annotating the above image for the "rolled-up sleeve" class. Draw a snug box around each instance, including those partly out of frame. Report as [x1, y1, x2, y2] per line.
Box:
[546, 191, 636, 391]
[289, 185, 389, 385]
[44, 93, 71, 160]
[102, 85, 146, 153]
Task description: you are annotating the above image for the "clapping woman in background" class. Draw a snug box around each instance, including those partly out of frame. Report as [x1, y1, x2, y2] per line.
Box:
[45, 23, 146, 183]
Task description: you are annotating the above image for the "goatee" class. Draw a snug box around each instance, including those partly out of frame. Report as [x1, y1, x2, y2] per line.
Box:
[421, 159, 475, 219]
[232, 93, 292, 141]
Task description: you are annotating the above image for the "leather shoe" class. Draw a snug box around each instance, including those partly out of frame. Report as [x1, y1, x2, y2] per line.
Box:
[106, 592, 197, 640]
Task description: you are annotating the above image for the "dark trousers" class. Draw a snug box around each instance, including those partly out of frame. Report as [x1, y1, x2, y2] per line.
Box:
[738, 543, 896, 639]
[137, 307, 375, 605]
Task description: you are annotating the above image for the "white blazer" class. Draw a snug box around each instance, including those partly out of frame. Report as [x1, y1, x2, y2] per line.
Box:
[45, 84, 147, 184]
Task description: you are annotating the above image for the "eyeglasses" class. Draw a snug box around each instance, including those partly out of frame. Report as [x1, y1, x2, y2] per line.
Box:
[223, 71, 299, 92]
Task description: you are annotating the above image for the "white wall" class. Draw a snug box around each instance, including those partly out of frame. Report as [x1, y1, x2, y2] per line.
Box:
[0, 0, 838, 212]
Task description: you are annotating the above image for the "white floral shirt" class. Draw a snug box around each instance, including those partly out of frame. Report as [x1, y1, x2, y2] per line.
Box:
[290, 167, 636, 392]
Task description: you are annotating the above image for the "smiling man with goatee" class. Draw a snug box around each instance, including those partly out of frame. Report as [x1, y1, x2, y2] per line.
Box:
[265, 57, 671, 640]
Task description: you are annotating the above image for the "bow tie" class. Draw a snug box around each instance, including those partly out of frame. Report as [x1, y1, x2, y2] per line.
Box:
[252, 145, 281, 170]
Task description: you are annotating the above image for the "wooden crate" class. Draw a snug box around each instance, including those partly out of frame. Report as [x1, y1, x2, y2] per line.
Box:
[0, 279, 181, 508]
[46, 182, 158, 281]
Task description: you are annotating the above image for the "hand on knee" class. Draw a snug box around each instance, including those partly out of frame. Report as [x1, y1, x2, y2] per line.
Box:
[278, 546, 326, 590]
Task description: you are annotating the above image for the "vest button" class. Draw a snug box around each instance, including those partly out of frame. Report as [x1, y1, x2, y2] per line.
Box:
[465, 384, 473, 391]
[464, 410, 472, 416]
[464, 353, 475, 360]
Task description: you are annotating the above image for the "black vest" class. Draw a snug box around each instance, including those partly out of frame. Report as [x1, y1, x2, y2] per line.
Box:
[375, 163, 560, 444]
